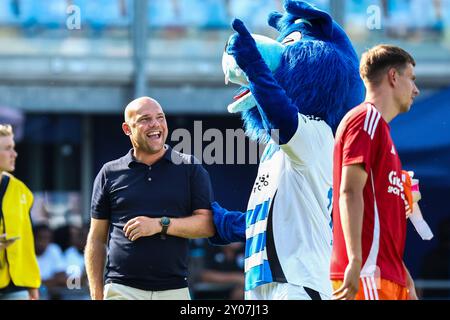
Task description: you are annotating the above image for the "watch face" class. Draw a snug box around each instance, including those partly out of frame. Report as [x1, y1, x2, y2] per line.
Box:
[161, 217, 170, 226]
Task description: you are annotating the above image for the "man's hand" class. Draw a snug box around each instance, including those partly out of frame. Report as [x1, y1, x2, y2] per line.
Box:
[28, 288, 39, 300]
[0, 242, 12, 251]
[90, 289, 104, 300]
[333, 260, 361, 300]
[407, 285, 418, 300]
[405, 264, 418, 300]
[123, 216, 160, 241]
[0, 234, 15, 250]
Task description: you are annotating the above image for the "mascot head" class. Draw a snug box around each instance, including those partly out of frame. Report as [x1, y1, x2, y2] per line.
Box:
[223, 0, 365, 140]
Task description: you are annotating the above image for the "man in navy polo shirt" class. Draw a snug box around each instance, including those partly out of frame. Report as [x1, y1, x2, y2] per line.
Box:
[85, 97, 215, 300]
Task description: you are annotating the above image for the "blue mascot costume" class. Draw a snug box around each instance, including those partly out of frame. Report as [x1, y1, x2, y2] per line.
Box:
[210, 0, 365, 300]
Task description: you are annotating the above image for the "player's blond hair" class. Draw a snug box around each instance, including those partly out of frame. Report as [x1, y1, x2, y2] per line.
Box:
[0, 124, 13, 137]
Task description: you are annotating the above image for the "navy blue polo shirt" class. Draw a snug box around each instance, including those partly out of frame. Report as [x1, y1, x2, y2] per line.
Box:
[90, 146, 213, 291]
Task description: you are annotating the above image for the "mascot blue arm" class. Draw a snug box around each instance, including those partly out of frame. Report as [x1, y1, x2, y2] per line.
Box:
[208, 201, 246, 245]
[210, 1, 365, 246]
[226, 19, 298, 145]
[209, 20, 298, 246]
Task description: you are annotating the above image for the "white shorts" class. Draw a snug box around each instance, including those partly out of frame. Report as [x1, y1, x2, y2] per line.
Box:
[245, 282, 330, 300]
[104, 282, 191, 300]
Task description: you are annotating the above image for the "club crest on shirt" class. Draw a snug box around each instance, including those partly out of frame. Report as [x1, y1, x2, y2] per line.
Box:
[252, 173, 270, 193]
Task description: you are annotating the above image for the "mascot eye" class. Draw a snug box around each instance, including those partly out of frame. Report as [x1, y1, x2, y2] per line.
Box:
[281, 31, 302, 45]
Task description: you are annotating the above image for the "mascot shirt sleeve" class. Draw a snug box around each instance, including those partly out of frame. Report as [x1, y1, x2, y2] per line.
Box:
[280, 114, 334, 166]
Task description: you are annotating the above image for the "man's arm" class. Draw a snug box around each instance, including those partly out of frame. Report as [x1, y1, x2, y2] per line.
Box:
[333, 164, 368, 300]
[85, 218, 109, 300]
[208, 202, 246, 245]
[123, 208, 215, 241]
[27, 288, 39, 300]
[0, 234, 16, 250]
[167, 209, 215, 238]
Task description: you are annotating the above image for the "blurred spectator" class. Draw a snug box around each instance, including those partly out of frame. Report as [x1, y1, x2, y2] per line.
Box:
[52, 221, 89, 299]
[0, 124, 40, 300]
[53, 222, 87, 274]
[197, 243, 245, 300]
[33, 223, 68, 299]
[419, 217, 450, 299]
[64, 223, 88, 286]
[53, 224, 72, 253]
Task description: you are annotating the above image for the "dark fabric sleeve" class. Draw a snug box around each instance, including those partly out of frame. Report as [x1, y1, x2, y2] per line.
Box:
[190, 164, 214, 211]
[90, 165, 111, 220]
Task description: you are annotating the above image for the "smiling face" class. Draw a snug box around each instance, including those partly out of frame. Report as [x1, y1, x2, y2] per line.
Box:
[122, 97, 168, 156]
[0, 134, 17, 173]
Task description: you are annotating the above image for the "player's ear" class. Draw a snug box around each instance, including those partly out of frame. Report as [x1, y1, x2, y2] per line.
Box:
[387, 68, 397, 87]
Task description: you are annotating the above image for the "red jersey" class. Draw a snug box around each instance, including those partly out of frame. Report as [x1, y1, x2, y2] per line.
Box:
[330, 102, 407, 287]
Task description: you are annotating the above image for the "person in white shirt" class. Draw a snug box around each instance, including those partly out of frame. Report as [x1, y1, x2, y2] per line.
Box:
[33, 224, 67, 299]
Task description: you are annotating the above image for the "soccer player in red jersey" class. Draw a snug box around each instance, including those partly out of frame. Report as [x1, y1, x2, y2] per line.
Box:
[330, 45, 420, 300]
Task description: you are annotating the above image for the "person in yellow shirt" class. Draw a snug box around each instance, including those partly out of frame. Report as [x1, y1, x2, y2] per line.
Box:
[0, 124, 41, 300]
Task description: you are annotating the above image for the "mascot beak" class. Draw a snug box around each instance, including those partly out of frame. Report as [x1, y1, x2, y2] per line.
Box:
[222, 52, 248, 86]
[222, 34, 284, 114]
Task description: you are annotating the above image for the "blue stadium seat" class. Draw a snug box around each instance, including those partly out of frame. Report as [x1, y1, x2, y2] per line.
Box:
[197, 0, 229, 29]
[0, 0, 21, 25]
[148, 0, 187, 29]
[148, 0, 228, 30]
[228, 0, 279, 29]
[73, 0, 132, 30]
[22, 0, 68, 28]
[0, 0, 39, 27]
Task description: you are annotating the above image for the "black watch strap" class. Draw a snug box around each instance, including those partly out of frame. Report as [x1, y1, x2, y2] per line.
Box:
[160, 217, 170, 240]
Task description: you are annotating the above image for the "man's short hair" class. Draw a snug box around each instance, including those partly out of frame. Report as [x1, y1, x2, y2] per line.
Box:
[0, 124, 13, 137]
[360, 45, 416, 85]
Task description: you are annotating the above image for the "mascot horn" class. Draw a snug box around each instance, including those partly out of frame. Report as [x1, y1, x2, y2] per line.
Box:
[210, 0, 365, 300]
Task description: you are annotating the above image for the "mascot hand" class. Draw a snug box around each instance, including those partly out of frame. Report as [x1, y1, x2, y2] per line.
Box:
[226, 19, 264, 73]
[208, 201, 246, 245]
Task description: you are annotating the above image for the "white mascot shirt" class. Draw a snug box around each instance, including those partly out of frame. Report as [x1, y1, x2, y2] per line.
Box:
[244, 114, 334, 298]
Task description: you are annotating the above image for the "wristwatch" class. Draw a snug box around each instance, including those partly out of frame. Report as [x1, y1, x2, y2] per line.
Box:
[160, 216, 171, 240]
